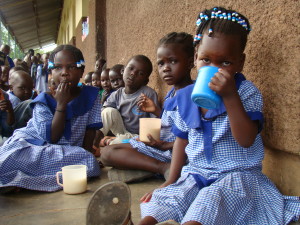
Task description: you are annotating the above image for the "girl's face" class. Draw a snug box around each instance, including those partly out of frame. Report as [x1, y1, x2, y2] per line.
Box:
[194, 33, 245, 76]
[51, 50, 83, 88]
[109, 70, 124, 90]
[92, 73, 101, 88]
[123, 58, 149, 91]
[157, 43, 193, 88]
[100, 70, 112, 91]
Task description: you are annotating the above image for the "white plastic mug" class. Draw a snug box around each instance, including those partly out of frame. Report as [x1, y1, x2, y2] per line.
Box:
[56, 165, 87, 194]
[139, 118, 161, 142]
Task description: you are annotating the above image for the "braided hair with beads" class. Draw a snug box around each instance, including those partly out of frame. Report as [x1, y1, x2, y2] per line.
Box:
[194, 7, 251, 52]
[48, 45, 85, 71]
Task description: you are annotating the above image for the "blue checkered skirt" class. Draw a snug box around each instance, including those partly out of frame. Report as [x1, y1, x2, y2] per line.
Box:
[0, 137, 100, 192]
[141, 170, 300, 224]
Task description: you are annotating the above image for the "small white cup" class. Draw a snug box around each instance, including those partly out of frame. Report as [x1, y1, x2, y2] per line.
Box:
[139, 118, 161, 142]
[56, 165, 87, 194]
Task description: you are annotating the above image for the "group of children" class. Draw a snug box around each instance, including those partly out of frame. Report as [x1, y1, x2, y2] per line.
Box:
[0, 6, 300, 225]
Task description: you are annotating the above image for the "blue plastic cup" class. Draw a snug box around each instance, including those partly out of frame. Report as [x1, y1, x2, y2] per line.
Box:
[191, 66, 222, 109]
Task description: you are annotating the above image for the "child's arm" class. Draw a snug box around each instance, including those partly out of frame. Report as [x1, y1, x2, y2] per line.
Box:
[140, 136, 187, 202]
[137, 93, 162, 117]
[82, 128, 96, 153]
[51, 83, 73, 143]
[0, 99, 15, 125]
[210, 69, 258, 147]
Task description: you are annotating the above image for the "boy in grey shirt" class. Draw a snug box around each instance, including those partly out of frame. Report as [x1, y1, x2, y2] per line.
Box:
[98, 55, 159, 147]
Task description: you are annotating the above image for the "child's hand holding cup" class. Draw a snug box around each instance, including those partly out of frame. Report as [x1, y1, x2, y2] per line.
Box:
[139, 118, 161, 142]
[191, 66, 222, 109]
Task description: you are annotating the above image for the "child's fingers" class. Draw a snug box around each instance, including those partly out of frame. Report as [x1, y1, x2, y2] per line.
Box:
[140, 192, 153, 203]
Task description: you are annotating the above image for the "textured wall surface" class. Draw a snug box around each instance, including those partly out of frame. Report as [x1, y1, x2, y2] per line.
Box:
[75, 0, 300, 194]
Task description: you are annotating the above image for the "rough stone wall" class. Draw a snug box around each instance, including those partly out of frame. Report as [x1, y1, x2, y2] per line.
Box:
[74, 0, 300, 195]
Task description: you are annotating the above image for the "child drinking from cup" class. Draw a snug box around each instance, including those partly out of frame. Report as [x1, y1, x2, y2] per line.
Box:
[89, 7, 300, 225]
[100, 32, 194, 181]
[137, 7, 300, 225]
[0, 45, 102, 192]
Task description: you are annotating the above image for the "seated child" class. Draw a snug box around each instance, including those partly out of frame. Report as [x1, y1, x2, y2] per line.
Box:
[0, 45, 101, 192]
[94, 58, 106, 72]
[100, 55, 159, 146]
[7, 70, 34, 108]
[100, 32, 195, 181]
[137, 7, 300, 225]
[109, 64, 125, 91]
[100, 68, 113, 105]
[84, 71, 93, 86]
[6, 70, 35, 130]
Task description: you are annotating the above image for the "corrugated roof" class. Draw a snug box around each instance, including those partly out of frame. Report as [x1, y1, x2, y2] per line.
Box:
[0, 0, 63, 51]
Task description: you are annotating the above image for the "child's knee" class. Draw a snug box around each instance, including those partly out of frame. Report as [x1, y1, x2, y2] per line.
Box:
[100, 145, 117, 165]
[101, 107, 120, 117]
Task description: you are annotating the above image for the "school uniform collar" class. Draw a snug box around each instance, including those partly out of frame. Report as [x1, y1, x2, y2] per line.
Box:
[31, 85, 99, 118]
[164, 73, 246, 129]
[31, 85, 99, 140]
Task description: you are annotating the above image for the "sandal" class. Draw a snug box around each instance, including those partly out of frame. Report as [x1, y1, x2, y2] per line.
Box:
[100, 136, 116, 147]
[86, 181, 133, 225]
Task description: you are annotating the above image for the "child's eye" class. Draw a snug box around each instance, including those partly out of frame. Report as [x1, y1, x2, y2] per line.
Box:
[170, 59, 177, 64]
[138, 71, 144, 76]
[202, 58, 210, 64]
[157, 61, 164, 67]
[222, 61, 231, 67]
[53, 65, 62, 70]
[69, 65, 77, 70]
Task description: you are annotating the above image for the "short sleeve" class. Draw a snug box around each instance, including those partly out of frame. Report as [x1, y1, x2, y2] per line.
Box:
[87, 94, 102, 129]
[170, 107, 189, 139]
[238, 80, 264, 132]
[31, 103, 54, 142]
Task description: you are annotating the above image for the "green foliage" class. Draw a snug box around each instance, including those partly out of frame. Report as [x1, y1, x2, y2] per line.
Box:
[0, 21, 25, 59]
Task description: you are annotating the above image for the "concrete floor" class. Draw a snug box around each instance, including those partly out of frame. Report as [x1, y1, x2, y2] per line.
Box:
[0, 167, 163, 225]
[1, 167, 299, 225]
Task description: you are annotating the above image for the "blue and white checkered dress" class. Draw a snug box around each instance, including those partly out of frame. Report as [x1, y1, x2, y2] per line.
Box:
[0, 86, 102, 192]
[129, 88, 177, 162]
[141, 74, 300, 224]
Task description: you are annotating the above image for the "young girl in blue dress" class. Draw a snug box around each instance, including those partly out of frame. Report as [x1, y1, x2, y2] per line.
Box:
[100, 32, 194, 178]
[0, 45, 102, 192]
[139, 7, 300, 225]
